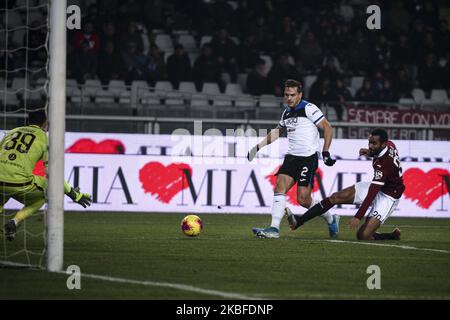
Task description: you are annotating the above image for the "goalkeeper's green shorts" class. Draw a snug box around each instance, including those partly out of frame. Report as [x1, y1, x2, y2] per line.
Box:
[0, 175, 47, 208]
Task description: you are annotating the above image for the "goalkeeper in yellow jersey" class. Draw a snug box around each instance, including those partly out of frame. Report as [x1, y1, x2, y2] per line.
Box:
[1, 110, 92, 241]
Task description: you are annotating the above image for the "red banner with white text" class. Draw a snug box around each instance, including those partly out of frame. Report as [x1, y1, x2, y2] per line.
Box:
[346, 106, 450, 140]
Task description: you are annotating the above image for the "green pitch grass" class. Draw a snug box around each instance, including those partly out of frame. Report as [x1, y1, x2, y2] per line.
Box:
[1, 212, 450, 299]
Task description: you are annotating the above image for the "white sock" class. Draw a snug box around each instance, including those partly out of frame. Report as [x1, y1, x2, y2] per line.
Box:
[12, 218, 18, 226]
[314, 198, 333, 224]
[270, 193, 286, 230]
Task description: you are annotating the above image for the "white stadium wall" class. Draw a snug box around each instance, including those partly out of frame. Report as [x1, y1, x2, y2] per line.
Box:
[4, 132, 450, 218]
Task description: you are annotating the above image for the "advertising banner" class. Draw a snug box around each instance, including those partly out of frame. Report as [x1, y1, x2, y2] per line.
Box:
[62, 131, 450, 162]
[6, 154, 449, 218]
[346, 106, 450, 140]
[3, 132, 450, 218]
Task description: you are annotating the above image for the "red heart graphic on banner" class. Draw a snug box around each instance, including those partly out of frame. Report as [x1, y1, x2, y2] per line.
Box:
[33, 160, 46, 177]
[66, 138, 125, 154]
[265, 166, 322, 206]
[403, 168, 449, 209]
[139, 162, 192, 204]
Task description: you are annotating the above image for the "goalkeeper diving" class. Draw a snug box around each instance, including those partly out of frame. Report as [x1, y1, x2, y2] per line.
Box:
[0, 110, 92, 241]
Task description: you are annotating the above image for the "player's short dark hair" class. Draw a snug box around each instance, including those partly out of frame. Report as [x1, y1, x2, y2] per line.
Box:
[27, 109, 47, 126]
[371, 128, 388, 143]
[284, 79, 303, 93]
[254, 58, 265, 67]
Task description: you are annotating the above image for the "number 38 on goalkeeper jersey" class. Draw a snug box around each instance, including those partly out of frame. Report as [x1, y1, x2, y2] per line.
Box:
[278, 99, 325, 157]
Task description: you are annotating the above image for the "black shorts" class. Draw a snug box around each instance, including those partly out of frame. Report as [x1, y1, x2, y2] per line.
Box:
[276, 153, 318, 187]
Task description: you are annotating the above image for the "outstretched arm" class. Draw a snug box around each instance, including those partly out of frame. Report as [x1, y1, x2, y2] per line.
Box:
[41, 144, 91, 208]
[316, 118, 333, 153]
[259, 124, 285, 149]
[64, 181, 92, 208]
[248, 125, 285, 161]
[316, 119, 336, 166]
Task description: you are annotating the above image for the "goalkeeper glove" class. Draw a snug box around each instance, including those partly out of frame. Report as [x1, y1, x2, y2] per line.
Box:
[247, 145, 259, 162]
[68, 187, 92, 208]
[322, 151, 336, 166]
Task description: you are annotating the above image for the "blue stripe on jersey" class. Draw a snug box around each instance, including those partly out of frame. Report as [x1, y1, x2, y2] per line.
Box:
[314, 115, 324, 124]
[294, 99, 309, 111]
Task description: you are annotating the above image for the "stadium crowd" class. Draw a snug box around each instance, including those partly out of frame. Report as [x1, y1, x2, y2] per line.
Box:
[1, 0, 450, 104]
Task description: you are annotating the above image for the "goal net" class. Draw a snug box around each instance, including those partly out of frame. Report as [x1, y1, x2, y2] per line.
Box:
[1, 0, 54, 269]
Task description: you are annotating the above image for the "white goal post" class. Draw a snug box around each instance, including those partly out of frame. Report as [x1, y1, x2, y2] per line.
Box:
[46, 0, 67, 272]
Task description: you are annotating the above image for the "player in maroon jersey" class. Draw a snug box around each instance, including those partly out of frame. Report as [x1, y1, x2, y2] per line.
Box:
[285, 128, 404, 240]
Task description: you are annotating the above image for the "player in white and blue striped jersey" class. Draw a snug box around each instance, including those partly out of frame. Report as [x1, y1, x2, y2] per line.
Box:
[248, 79, 339, 239]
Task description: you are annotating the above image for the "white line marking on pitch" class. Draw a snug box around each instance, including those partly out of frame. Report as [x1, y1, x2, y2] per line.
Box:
[0, 260, 263, 300]
[61, 272, 264, 300]
[319, 240, 450, 254]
